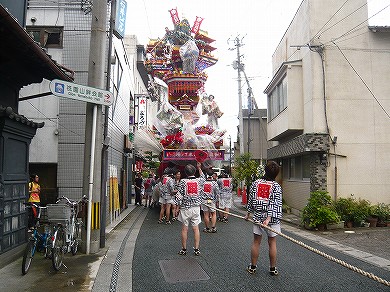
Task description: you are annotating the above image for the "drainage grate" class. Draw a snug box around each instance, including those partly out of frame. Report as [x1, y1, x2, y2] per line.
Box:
[159, 258, 210, 283]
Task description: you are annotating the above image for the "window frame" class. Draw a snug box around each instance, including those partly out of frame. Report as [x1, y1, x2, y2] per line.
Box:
[26, 26, 64, 48]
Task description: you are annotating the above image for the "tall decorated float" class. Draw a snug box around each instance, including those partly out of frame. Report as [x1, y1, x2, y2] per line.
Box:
[137, 8, 226, 173]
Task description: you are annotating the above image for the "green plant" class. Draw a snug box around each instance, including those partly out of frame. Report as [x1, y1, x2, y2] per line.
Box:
[353, 198, 371, 224]
[370, 203, 390, 223]
[233, 153, 259, 187]
[334, 196, 371, 225]
[302, 191, 340, 228]
[333, 197, 355, 222]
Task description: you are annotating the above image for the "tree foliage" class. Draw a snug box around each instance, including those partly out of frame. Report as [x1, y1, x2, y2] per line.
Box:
[232, 153, 259, 187]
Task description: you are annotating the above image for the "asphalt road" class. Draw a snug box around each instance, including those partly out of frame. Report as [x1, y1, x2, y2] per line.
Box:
[1, 202, 389, 292]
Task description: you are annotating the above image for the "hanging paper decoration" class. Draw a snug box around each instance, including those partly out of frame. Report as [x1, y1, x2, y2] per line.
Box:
[169, 8, 180, 25]
[191, 16, 204, 34]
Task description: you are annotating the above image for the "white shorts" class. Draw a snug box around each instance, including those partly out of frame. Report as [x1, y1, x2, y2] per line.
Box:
[253, 223, 281, 238]
[159, 197, 174, 205]
[201, 201, 216, 212]
[178, 206, 201, 227]
[219, 197, 232, 209]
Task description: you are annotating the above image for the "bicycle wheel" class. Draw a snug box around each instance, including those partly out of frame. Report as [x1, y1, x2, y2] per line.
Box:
[51, 228, 65, 271]
[22, 239, 36, 275]
[44, 235, 53, 259]
[71, 221, 81, 255]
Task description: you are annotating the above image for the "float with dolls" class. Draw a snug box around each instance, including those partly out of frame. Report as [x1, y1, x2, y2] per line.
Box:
[135, 8, 226, 175]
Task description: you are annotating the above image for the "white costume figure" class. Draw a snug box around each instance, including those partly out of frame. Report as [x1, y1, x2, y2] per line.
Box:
[201, 94, 223, 129]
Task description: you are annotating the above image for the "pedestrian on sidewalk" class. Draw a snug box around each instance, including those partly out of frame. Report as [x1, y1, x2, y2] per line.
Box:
[143, 173, 156, 208]
[134, 172, 144, 206]
[175, 162, 205, 256]
[217, 172, 233, 223]
[244, 160, 282, 276]
[27, 174, 41, 228]
[201, 172, 219, 233]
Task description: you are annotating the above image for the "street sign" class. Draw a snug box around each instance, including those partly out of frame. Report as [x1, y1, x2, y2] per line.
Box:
[49, 79, 114, 106]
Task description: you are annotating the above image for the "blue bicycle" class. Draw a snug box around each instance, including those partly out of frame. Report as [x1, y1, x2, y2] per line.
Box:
[22, 203, 52, 275]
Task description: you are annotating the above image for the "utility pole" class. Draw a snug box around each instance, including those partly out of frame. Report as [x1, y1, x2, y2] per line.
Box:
[100, 0, 115, 249]
[84, 0, 108, 254]
[229, 36, 244, 155]
[229, 135, 232, 175]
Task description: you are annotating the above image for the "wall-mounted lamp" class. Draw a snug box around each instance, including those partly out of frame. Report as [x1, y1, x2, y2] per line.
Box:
[31, 17, 37, 24]
[332, 136, 337, 145]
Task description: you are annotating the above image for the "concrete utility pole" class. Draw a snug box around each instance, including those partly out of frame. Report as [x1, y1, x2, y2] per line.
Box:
[83, 0, 108, 254]
[229, 36, 245, 155]
[100, 0, 115, 249]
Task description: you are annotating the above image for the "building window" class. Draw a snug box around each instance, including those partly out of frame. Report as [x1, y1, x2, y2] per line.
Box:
[268, 75, 287, 120]
[26, 26, 63, 48]
[283, 155, 310, 181]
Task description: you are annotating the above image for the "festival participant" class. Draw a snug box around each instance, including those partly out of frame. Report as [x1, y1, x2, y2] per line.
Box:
[175, 162, 205, 256]
[201, 172, 219, 233]
[244, 160, 282, 276]
[158, 168, 175, 224]
[217, 172, 233, 223]
[171, 169, 181, 221]
[143, 173, 156, 208]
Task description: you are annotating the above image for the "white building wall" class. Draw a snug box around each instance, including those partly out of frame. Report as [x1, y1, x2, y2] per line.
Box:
[268, 0, 390, 204]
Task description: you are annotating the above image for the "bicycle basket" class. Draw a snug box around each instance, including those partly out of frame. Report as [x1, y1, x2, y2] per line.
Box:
[46, 204, 71, 224]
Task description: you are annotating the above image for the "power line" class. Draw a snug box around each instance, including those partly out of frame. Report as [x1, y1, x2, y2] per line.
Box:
[332, 41, 390, 120]
[25, 100, 83, 136]
[330, 2, 390, 44]
[316, 1, 368, 39]
[310, 0, 351, 42]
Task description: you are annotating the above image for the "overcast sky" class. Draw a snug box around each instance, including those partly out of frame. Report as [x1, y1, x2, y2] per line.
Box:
[126, 0, 390, 143]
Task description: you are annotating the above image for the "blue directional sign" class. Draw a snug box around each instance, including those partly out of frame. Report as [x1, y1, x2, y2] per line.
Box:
[49, 79, 114, 106]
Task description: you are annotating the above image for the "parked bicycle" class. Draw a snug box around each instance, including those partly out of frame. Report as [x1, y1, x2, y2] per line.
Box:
[22, 203, 52, 275]
[46, 195, 87, 271]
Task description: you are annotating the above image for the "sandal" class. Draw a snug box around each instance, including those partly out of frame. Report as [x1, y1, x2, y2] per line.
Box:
[269, 267, 278, 276]
[246, 265, 257, 274]
[158, 219, 163, 224]
[203, 227, 210, 233]
[178, 249, 187, 255]
[193, 248, 200, 256]
[211, 227, 217, 233]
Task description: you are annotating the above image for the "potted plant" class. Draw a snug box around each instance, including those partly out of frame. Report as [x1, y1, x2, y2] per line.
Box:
[334, 197, 355, 227]
[352, 199, 371, 227]
[302, 191, 341, 231]
[371, 203, 390, 227]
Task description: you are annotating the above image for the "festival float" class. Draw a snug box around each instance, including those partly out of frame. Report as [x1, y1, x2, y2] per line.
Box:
[136, 8, 226, 172]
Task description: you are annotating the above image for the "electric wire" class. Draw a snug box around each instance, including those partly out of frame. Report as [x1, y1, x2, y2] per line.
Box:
[310, 0, 350, 43]
[330, 2, 390, 44]
[332, 41, 390, 120]
[24, 99, 83, 136]
[316, 1, 368, 40]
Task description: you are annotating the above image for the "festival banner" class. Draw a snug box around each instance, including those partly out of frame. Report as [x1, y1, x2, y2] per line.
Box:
[169, 8, 180, 25]
[191, 16, 204, 34]
[163, 149, 225, 161]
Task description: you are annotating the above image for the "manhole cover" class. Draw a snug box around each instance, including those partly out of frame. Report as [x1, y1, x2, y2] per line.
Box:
[159, 258, 210, 283]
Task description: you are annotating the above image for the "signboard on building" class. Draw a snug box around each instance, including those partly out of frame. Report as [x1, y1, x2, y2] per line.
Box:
[50, 79, 113, 106]
[114, 0, 127, 39]
[163, 149, 225, 161]
[136, 94, 147, 128]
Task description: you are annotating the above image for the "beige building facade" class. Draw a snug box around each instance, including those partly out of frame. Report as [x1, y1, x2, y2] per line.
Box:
[264, 0, 390, 212]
